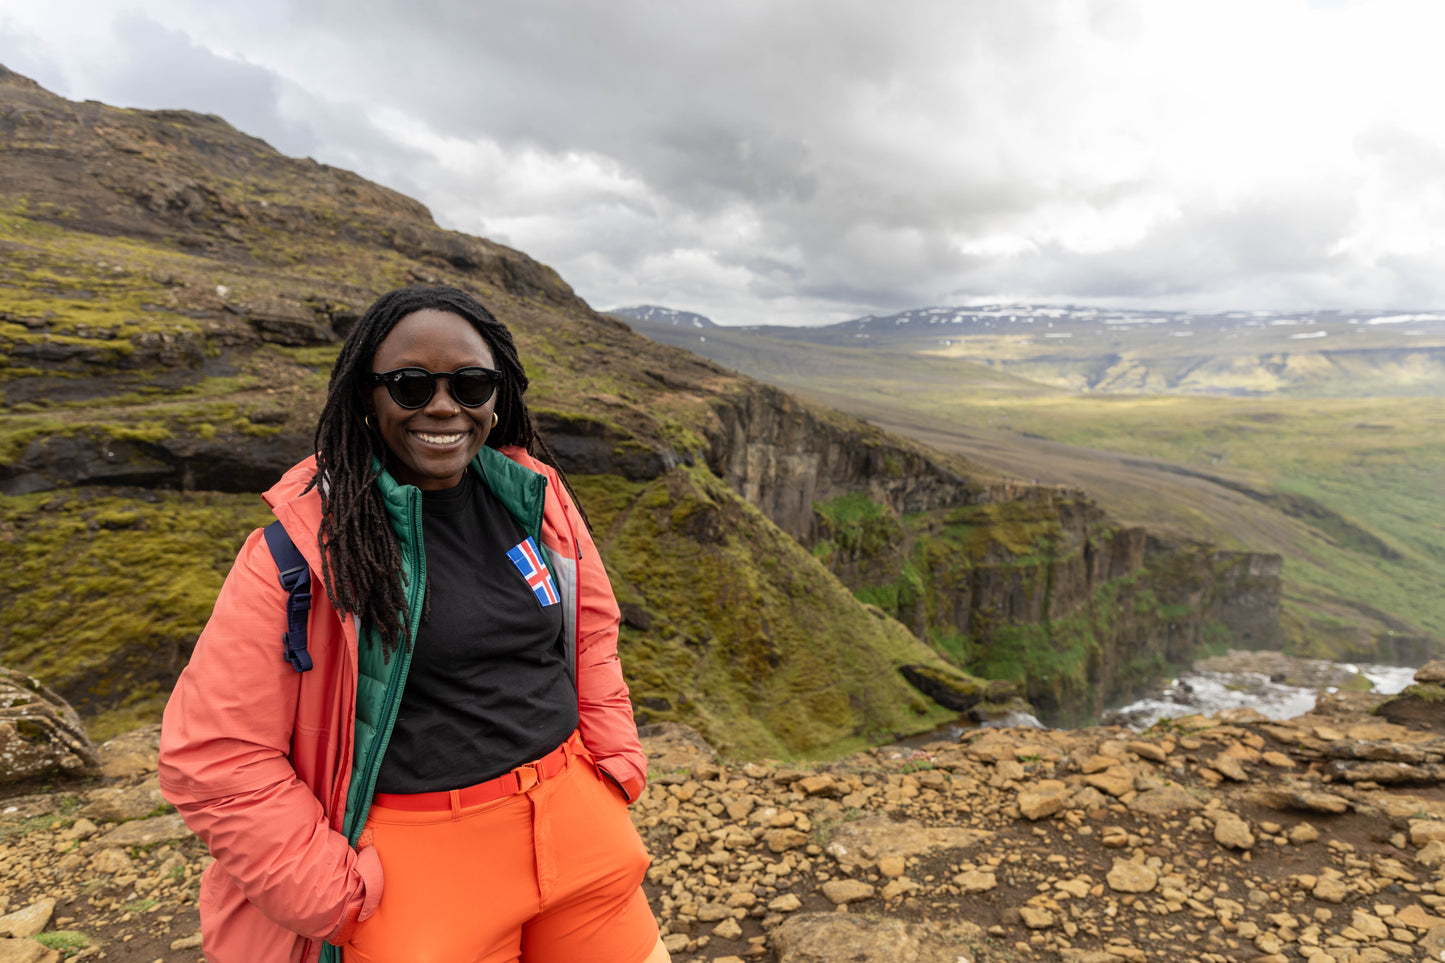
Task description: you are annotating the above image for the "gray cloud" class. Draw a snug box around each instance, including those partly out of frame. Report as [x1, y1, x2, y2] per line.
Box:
[98, 14, 320, 157]
[5, 0, 1445, 323]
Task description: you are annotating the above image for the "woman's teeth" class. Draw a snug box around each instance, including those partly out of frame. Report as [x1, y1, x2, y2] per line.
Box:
[416, 431, 464, 444]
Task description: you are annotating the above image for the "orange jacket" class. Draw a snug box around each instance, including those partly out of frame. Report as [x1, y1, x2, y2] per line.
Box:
[158, 448, 645, 962]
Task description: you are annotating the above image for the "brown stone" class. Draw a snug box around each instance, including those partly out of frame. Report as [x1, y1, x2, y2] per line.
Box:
[1210, 753, 1249, 781]
[1019, 906, 1055, 929]
[1017, 780, 1070, 820]
[877, 855, 906, 878]
[1251, 787, 1351, 814]
[1414, 661, 1445, 684]
[820, 879, 875, 905]
[1395, 904, 1445, 930]
[953, 869, 997, 893]
[0, 899, 55, 939]
[1106, 858, 1158, 894]
[1126, 740, 1168, 763]
[797, 775, 840, 797]
[768, 894, 802, 912]
[772, 913, 963, 963]
[1377, 688, 1445, 731]
[0, 939, 62, 963]
[1212, 811, 1256, 850]
[765, 829, 810, 853]
[1128, 783, 1203, 815]
[1083, 766, 1135, 798]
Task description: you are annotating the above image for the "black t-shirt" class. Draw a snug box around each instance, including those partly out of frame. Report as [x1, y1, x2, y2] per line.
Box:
[375, 470, 578, 794]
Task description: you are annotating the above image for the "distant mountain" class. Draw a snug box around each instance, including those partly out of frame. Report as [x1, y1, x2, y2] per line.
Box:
[626, 301, 1445, 397]
[737, 303, 1445, 350]
[609, 305, 717, 328]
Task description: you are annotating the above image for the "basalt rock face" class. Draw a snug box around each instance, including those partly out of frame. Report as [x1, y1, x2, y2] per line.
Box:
[704, 384, 984, 542]
[1, 427, 308, 497]
[689, 380, 1282, 725]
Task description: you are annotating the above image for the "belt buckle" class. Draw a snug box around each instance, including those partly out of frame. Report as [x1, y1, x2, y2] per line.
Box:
[514, 762, 540, 793]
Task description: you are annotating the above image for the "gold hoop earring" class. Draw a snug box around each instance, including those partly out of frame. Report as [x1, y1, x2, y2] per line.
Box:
[492, 412, 499, 428]
[364, 414, 374, 430]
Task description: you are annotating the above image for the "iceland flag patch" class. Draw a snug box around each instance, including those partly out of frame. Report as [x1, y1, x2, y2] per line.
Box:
[507, 536, 560, 607]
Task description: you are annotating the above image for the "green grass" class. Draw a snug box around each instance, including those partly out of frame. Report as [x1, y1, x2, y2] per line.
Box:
[34, 931, 91, 956]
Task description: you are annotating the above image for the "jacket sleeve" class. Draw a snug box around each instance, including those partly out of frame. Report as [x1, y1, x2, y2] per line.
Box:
[157, 529, 381, 941]
[556, 480, 649, 802]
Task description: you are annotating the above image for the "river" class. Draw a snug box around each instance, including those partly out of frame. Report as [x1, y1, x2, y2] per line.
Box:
[896, 650, 1420, 746]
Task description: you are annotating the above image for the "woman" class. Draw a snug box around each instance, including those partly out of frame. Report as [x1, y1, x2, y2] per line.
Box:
[159, 286, 670, 963]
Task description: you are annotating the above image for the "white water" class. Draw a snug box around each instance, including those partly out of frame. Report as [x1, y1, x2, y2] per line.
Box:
[1103, 661, 1418, 730]
[891, 657, 1419, 749]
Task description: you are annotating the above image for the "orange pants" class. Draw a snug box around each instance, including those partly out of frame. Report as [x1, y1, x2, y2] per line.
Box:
[346, 733, 656, 963]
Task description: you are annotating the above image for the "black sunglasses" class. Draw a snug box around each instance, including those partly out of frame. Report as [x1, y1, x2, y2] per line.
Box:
[368, 366, 502, 409]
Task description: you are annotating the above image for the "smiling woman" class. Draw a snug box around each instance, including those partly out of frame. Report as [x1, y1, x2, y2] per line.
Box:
[157, 285, 671, 963]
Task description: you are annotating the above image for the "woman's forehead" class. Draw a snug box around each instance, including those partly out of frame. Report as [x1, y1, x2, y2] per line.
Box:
[373, 308, 496, 368]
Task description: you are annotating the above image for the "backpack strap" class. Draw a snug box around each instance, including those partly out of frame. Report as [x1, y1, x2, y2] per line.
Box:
[262, 520, 314, 673]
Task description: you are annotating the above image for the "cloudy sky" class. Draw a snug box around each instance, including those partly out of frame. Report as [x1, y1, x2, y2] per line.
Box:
[2, 1, 1443, 326]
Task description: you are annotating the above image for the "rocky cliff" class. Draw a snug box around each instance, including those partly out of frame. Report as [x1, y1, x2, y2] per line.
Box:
[693, 382, 1282, 725]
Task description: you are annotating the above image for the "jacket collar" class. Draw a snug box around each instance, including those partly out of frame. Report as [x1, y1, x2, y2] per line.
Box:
[367, 445, 547, 541]
[261, 447, 548, 558]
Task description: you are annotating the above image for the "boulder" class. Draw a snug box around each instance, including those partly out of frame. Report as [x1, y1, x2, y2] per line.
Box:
[1375, 684, 1445, 731]
[823, 815, 990, 872]
[773, 913, 967, 963]
[0, 668, 100, 784]
[1414, 661, 1445, 684]
[96, 724, 162, 778]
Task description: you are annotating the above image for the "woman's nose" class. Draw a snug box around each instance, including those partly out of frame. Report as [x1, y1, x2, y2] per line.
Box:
[423, 375, 461, 413]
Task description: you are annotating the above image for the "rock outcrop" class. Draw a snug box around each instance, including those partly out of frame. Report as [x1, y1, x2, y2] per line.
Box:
[0, 669, 98, 785]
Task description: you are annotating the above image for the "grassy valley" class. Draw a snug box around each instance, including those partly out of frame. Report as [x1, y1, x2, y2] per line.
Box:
[622, 317, 1445, 661]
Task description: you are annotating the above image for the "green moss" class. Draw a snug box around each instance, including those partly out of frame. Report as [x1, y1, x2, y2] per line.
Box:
[0, 488, 273, 737]
[813, 492, 902, 562]
[815, 491, 888, 529]
[272, 344, 343, 367]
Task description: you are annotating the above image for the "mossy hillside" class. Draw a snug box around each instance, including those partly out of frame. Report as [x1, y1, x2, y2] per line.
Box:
[0, 209, 211, 366]
[0, 488, 272, 740]
[0, 456, 960, 753]
[573, 466, 959, 760]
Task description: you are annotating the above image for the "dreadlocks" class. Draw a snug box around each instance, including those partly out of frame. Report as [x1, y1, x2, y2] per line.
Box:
[307, 285, 580, 658]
